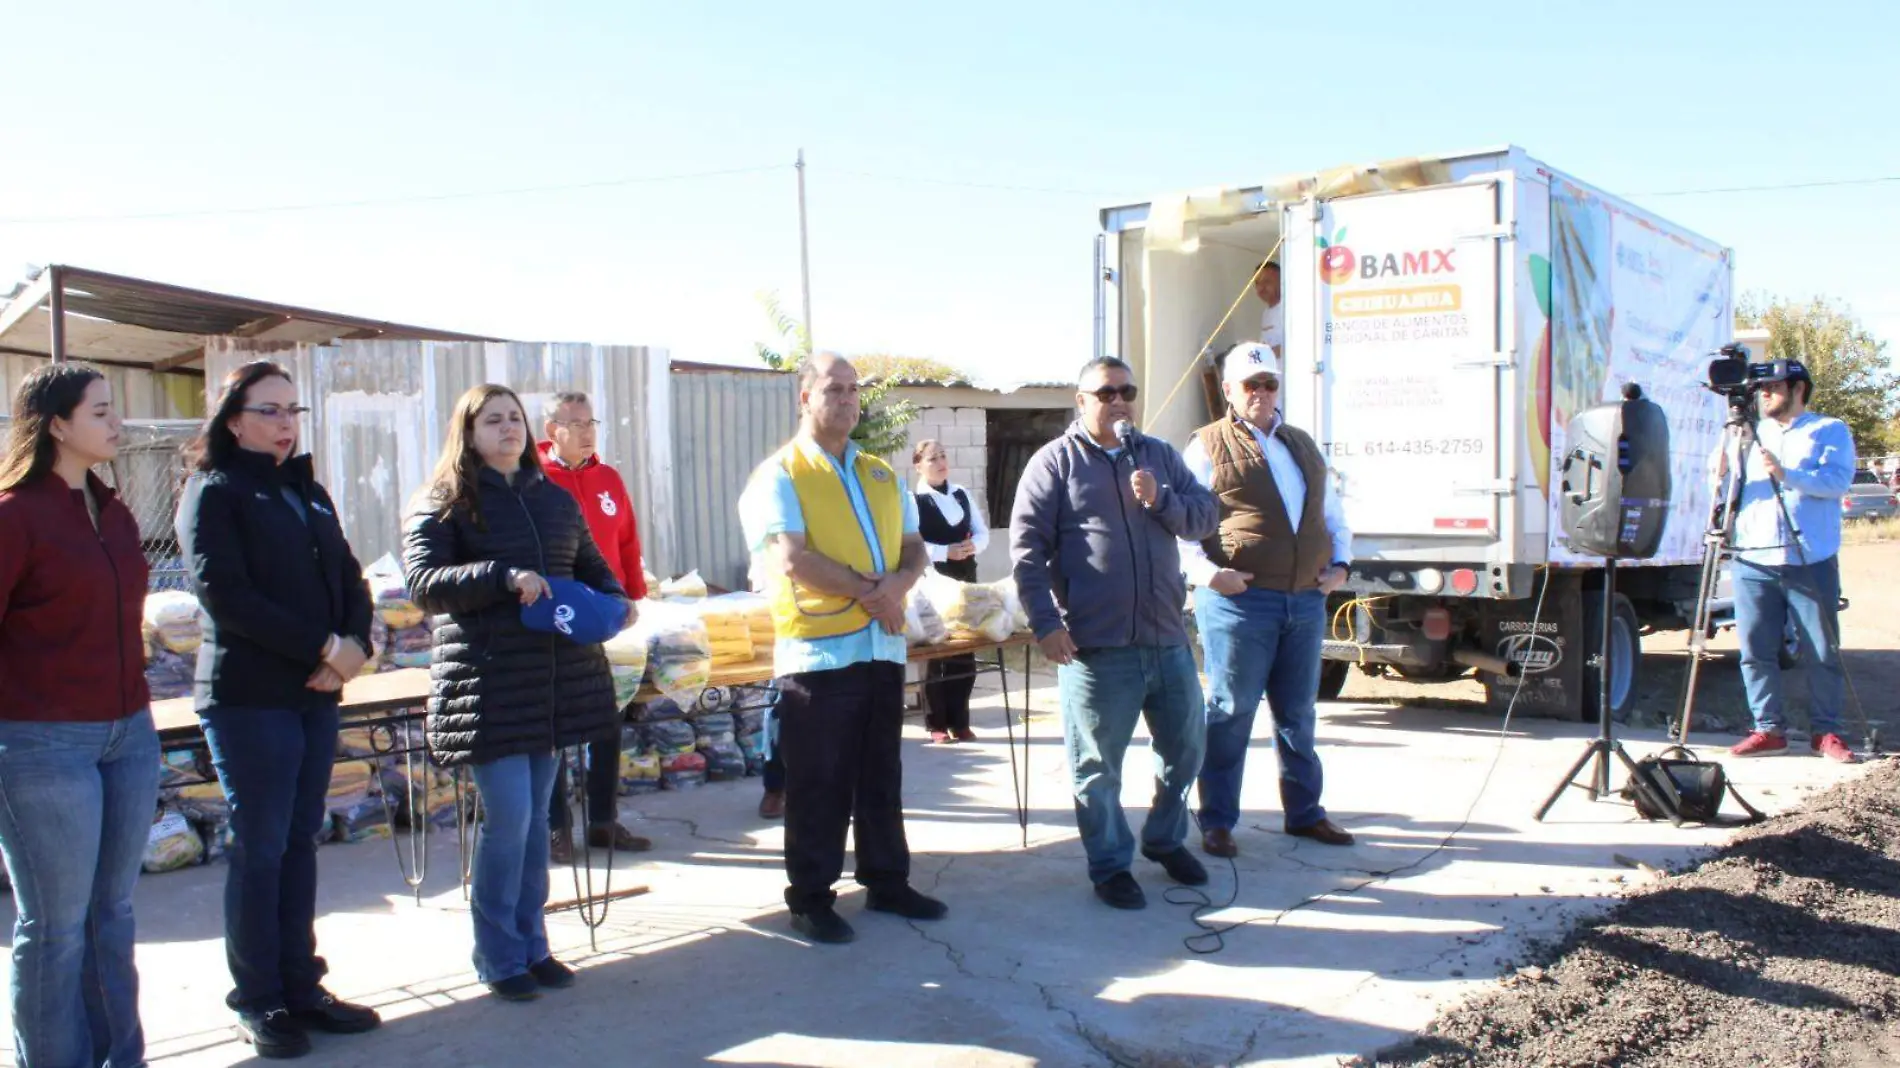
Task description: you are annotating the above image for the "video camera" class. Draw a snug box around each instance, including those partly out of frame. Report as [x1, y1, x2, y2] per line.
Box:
[1704, 342, 1765, 422]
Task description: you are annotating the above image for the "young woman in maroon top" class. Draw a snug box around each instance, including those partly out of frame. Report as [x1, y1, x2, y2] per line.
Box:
[0, 362, 160, 1068]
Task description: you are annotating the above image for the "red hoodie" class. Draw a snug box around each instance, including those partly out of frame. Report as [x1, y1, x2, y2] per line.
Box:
[536, 441, 648, 598]
[0, 472, 151, 722]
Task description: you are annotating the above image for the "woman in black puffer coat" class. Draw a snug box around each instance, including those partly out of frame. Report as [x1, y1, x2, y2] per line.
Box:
[402, 383, 627, 1002]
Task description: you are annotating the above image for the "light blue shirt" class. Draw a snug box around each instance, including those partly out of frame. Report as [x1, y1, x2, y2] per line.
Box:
[738, 437, 920, 676]
[1179, 418, 1353, 586]
[1713, 411, 1856, 567]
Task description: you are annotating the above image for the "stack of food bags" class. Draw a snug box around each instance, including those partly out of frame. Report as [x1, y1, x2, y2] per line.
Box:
[364, 554, 432, 669]
[917, 571, 1013, 642]
[697, 595, 756, 666]
[635, 600, 712, 708]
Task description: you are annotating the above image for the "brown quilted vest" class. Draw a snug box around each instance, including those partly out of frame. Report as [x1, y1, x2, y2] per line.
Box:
[1195, 416, 1332, 592]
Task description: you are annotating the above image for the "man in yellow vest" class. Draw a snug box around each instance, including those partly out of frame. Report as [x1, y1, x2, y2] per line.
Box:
[737, 353, 942, 945]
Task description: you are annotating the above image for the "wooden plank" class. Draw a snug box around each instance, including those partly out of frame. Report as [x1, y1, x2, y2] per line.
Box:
[0, 269, 53, 348]
[153, 635, 1032, 741]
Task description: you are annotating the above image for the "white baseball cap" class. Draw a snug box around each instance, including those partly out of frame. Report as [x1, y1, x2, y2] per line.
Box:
[1221, 342, 1282, 389]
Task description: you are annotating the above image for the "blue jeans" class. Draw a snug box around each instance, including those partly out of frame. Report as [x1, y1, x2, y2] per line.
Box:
[1733, 556, 1845, 737]
[1057, 645, 1205, 884]
[200, 703, 340, 1013]
[468, 751, 558, 983]
[1195, 586, 1328, 832]
[0, 709, 159, 1068]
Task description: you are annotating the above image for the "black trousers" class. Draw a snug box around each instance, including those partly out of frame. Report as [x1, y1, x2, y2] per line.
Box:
[922, 653, 977, 733]
[549, 737, 620, 832]
[777, 660, 910, 912]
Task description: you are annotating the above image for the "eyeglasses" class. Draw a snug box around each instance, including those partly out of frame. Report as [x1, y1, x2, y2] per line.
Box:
[1087, 384, 1139, 403]
[1240, 376, 1280, 394]
[553, 419, 601, 429]
[240, 404, 310, 420]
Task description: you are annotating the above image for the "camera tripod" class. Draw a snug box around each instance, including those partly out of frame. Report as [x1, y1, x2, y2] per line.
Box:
[1671, 410, 1752, 745]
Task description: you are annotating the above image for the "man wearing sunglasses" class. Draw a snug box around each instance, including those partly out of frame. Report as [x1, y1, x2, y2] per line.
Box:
[1010, 356, 1220, 911]
[537, 391, 652, 862]
[1181, 341, 1354, 860]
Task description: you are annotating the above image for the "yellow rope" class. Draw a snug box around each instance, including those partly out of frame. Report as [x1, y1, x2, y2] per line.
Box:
[1328, 594, 1395, 666]
[1146, 233, 1287, 426]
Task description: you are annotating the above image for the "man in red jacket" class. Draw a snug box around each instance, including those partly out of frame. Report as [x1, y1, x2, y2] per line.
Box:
[540, 391, 650, 862]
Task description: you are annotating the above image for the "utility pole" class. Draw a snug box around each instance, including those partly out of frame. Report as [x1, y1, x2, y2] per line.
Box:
[796, 149, 813, 350]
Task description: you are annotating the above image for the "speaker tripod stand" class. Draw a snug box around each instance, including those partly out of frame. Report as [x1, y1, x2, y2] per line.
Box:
[1535, 557, 1683, 822]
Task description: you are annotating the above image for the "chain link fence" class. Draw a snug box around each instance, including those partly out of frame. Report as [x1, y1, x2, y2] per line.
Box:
[0, 416, 200, 591]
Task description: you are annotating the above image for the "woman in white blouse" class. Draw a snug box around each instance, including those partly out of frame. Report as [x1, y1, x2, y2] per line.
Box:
[911, 440, 990, 742]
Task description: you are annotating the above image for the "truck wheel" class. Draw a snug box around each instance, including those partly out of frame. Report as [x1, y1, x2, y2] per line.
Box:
[1581, 591, 1641, 723]
[1318, 660, 1349, 702]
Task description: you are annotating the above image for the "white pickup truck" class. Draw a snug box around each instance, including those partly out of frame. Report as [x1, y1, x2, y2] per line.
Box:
[1095, 146, 1735, 720]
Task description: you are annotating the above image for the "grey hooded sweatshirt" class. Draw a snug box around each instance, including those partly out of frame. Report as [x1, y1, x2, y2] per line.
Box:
[1009, 420, 1219, 650]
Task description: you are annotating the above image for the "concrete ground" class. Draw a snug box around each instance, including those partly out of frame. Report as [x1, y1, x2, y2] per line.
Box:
[0, 666, 1873, 1068]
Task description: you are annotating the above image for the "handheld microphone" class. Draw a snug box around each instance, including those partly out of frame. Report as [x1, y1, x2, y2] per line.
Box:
[1113, 419, 1137, 452]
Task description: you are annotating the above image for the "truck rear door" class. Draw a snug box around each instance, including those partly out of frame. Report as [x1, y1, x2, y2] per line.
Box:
[1285, 175, 1517, 544]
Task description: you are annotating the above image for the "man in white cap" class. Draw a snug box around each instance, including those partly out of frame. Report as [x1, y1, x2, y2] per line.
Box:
[1180, 341, 1353, 858]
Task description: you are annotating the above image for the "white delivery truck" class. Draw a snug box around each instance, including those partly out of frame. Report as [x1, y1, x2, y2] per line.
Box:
[1095, 146, 1735, 720]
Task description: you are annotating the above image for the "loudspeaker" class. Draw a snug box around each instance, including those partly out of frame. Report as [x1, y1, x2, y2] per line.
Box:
[1560, 387, 1672, 558]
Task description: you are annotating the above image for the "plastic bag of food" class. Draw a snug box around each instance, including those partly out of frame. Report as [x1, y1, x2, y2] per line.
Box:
[658, 570, 708, 602]
[143, 810, 204, 873]
[644, 718, 699, 756]
[170, 782, 230, 825]
[701, 740, 747, 781]
[144, 646, 196, 701]
[364, 553, 425, 630]
[158, 749, 204, 788]
[604, 625, 650, 670]
[636, 600, 712, 708]
[330, 797, 390, 842]
[610, 664, 644, 709]
[143, 591, 205, 655]
[619, 749, 663, 795]
[199, 818, 234, 864]
[917, 571, 1004, 639]
[386, 625, 433, 670]
[660, 750, 707, 790]
[989, 577, 1031, 633]
[634, 695, 686, 722]
[904, 588, 950, 646]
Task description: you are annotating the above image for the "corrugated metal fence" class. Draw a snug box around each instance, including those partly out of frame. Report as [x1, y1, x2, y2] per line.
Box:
[670, 367, 798, 591]
[205, 338, 675, 574]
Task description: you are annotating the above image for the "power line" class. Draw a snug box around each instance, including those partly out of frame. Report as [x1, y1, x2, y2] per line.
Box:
[829, 169, 1119, 197]
[1630, 174, 1900, 197]
[0, 164, 788, 224]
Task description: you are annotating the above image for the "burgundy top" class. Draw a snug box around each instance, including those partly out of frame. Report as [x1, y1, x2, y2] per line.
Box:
[0, 472, 151, 722]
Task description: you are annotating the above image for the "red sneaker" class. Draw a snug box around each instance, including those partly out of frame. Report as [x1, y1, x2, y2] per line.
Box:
[1813, 733, 1860, 764]
[1729, 731, 1788, 757]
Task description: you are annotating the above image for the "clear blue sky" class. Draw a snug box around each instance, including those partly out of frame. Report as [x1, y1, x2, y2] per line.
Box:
[2, 1, 1894, 386]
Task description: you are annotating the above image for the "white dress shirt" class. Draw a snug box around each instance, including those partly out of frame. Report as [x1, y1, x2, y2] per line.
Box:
[1259, 303, 1285, 350]
[1179, 418, 1352, 586]
[917, 480, 991, 563]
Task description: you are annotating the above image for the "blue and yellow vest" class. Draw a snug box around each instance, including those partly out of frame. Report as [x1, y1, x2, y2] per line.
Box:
[770, 439, 905, 640]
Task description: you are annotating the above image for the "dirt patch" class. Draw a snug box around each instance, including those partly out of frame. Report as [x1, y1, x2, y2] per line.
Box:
[1355, 760, 1900, 1068]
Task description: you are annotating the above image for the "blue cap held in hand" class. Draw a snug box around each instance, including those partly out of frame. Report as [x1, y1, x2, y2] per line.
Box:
[521, 577, 629, 645]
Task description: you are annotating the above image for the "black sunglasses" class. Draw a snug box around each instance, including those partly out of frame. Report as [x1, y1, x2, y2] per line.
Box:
[1087, 384, 1139, 403]
[1240, 376, 1281, 394]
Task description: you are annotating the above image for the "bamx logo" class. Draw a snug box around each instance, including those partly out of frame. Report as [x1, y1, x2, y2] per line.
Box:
[1317, 228, 1457, 285]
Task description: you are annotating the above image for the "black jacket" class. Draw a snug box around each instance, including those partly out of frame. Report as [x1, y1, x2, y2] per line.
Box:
[401, 465, 626, 767]
[176, 450, 373, 712]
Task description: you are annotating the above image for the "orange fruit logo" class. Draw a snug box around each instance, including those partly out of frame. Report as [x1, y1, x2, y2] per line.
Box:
[1317, 228, 1353, 286]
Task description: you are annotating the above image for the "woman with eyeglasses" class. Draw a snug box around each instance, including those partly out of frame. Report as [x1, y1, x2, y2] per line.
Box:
[175, 361, 381, 1057]
[403, 384, 627, 1002]
[0, 363, 161, 1068]
[910, 439, 990, 743]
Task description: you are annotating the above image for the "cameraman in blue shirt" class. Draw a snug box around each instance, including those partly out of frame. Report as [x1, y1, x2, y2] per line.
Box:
[1712, 360, 1859, 763]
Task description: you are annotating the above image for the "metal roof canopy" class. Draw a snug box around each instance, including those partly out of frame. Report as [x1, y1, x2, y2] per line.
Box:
[0, 264, 496, 375]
